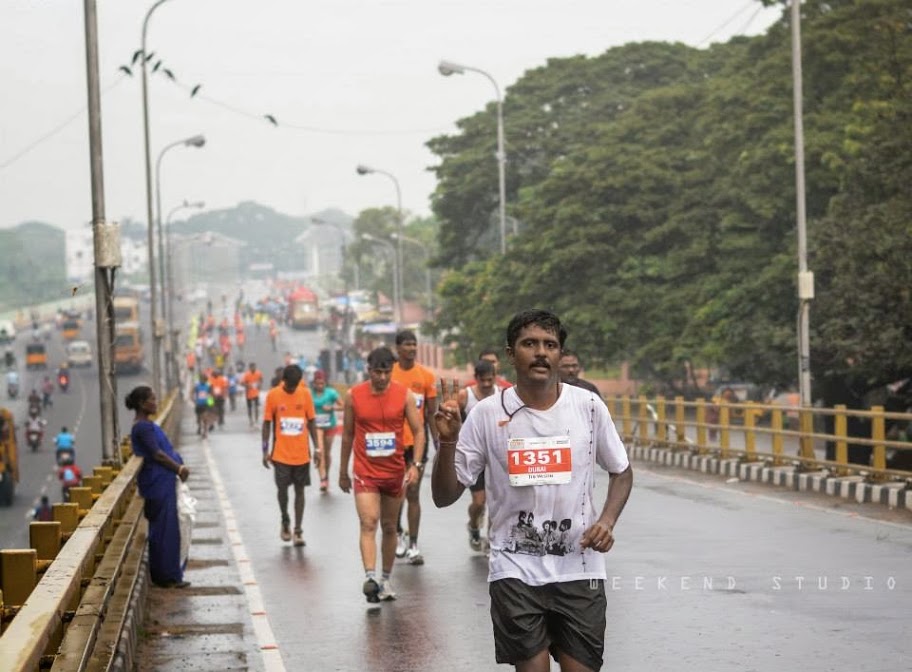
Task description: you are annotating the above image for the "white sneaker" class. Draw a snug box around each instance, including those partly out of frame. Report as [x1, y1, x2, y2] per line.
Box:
[378, 579, 397, 601]
[395, 531, 408, 558]
[406, 546, 424, 566]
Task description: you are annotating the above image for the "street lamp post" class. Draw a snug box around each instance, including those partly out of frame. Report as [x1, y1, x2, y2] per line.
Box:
[391, 232, 433, 317]
[141, 0, 171, 396]
[165, 199, 204, 387]
[356, 164, 403, 324]
[155, 134, 205, 389]
[361, 233, 400, 326]
[439, 59, 509, 255]
[791, 0, 814, 458]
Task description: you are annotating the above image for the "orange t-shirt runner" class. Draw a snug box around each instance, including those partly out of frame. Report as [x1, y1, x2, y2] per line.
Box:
[241, 370, 263, 400]
[263, 385, 316, 466]
[350, 380, 408, 480]
[391, 362, 436, 447]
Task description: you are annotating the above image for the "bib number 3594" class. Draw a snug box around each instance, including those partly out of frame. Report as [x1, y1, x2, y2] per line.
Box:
[507, 436, 572, 486]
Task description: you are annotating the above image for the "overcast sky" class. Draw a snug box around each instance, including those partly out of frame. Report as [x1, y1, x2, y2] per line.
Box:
[0, 1, 783, 232]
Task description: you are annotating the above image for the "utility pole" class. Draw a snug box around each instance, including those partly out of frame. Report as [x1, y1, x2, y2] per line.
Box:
[83, 0, 121, 463]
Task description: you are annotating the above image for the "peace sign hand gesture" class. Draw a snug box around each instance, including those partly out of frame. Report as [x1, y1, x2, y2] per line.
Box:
[434, 378, 462, 444]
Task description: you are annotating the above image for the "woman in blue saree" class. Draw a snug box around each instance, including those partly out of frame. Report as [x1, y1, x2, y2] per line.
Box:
[126, 385, 191, 588]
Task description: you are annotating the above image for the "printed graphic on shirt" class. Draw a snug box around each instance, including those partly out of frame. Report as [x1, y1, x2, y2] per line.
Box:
[502, 511, 575, 557]
[315, 412, 332, 428]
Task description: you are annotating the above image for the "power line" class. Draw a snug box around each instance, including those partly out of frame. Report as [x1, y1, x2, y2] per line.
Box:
[0, 76, 127, 172]
[170, 80, 451, 137]
[696, 1, 757, 47]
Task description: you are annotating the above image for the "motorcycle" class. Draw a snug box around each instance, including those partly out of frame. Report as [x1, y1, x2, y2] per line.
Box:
[56, 446, 75, 468]
[28, 400, 42, 418]
[26, 427, 43, 452]
[58, 373, 70, 393]
[7, 382, 18, 399]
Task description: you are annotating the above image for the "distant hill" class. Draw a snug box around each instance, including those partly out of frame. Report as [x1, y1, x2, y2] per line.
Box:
[172, 201, 354, 273]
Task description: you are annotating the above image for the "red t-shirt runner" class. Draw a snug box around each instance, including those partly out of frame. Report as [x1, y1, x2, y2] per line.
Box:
[350, 380, 409, 480]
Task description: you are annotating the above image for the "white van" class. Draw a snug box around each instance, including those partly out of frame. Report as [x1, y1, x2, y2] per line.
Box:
[66, 340, 93, 368]
[0, 320, 15, 345]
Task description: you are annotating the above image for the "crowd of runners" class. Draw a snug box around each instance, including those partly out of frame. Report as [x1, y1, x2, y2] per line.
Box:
[175, 300, 631, 672]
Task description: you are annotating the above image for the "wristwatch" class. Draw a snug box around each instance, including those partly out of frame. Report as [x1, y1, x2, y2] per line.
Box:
[410, 462, 424, 471]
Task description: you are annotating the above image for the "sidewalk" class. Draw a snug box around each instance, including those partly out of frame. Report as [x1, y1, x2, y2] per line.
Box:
[135, 407, 276, 672]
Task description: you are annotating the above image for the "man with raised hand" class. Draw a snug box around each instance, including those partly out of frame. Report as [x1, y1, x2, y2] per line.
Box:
[432, 309, 633, 672]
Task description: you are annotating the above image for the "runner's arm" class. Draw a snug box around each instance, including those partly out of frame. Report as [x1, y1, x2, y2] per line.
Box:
[404, 392, 425, 465]
[338, 392, 355, 488]
[580, 465, 633, 552]
[430, 396, 464, 507]
[424, 395, 439, 446]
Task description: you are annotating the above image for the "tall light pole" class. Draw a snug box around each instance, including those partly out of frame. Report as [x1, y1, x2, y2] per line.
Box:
[83, 0, 120, 463]
[165, 199, 204, 388]
[356, 164, 403, 323]
[141, 0, 171, 396]
[155, 133, 205, 389]
[439, 59, 509, 255]
[361, 233, 400, 325]
[791, 0, 814, 458]
[391, 232, 433, 317]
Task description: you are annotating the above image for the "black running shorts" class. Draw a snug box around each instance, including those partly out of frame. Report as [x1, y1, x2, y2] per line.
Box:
[273, 461, 311, 489]
[489, 578, 606, 670]
[468, 471, 485, 493]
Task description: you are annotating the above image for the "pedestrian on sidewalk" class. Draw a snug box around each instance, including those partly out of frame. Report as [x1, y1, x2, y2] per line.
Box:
[432, 309, 633, 671]
[261, 364, 319, 547]
[126, 385, 191, 589]
[338, 346, 425, 603]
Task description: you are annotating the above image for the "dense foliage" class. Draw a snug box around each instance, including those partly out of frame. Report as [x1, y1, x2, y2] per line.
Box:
[427, 0, 912, 402]
[0, 222, 66, 311]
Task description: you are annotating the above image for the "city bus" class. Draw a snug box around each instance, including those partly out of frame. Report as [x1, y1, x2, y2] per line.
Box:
[287, 287, 320, 330]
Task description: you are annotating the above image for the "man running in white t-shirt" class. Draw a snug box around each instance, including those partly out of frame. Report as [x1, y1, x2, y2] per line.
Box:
[432, 309, 633, 672]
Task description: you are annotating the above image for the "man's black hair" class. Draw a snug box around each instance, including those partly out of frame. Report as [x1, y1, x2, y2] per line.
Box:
[395, 329, 417, 345]
[282, 364, 303, 385]
[560, 349, 582, 365]
[505, 309, 567, 350]
[478, 346, 499, 359]
[367, 346, 396, 370]
[474, 359, 496, 378]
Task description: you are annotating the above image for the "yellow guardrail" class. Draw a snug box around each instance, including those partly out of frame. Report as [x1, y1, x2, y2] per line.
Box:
[609, 395, 912, 482]
[0, 390, 180, 672]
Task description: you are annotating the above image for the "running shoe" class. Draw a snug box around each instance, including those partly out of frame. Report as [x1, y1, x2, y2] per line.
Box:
[467, 523, 482, 552]
[406, 546, 424, 566]
[280, 522, 291, 542]
[362, 577, 380, 603]
[293, 530, 305, 547]
[395, 531, 408, 558]
[378, 580, 397, 601]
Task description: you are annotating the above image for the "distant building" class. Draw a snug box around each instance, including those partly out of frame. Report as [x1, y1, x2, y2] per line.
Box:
[171, 232, 245, 292]
[66, 223, 148, 282]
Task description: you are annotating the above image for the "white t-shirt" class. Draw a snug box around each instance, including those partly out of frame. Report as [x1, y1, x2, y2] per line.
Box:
[455, 384, 630, 586]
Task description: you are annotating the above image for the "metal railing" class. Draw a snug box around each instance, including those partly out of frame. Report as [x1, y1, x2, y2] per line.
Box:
[609, 395, 912, 482]
[0, 391, 180, 671]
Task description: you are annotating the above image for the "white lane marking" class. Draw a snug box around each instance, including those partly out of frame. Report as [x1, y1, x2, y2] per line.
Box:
[200, 438, 286, 672]
[637, 464, 912, 531]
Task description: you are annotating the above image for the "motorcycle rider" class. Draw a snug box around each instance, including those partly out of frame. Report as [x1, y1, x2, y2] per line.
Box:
[6, 369, 19, 399]
[57, 363, 70, 392]
[28, 388, 42, 415]
[41, 376, 54, 409]
[26, 413, 46, 448]
[55, 426, 75, 464]
[57, 453, 82, 502]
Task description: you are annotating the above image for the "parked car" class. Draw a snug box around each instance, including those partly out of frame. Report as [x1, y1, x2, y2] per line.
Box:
[66, 340, 93, 368]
